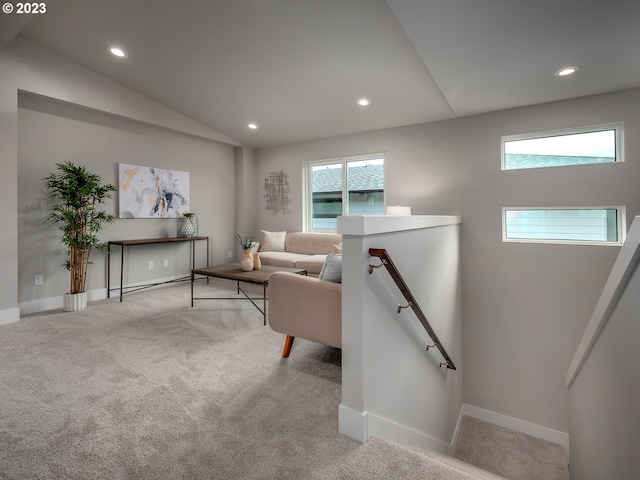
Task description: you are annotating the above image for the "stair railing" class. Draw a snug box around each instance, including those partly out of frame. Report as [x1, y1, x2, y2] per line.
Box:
[368, 248, 457, 370]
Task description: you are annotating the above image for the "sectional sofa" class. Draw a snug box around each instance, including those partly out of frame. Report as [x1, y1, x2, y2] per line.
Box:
[257, 230, 342, 276]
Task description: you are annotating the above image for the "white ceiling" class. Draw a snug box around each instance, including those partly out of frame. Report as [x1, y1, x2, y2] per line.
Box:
[8, 0, 640, 148]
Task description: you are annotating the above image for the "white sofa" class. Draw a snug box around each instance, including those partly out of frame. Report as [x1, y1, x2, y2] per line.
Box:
[258, 231, 342, 276]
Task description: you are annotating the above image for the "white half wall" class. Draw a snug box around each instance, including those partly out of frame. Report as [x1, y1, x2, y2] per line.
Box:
[567, 216, 640, 479]
[338, 215, 463, 454]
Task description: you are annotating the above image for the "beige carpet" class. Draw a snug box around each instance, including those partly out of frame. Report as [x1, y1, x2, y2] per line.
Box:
[1, 280, 497, 479]
[453, 416, 570, 480]
[0, 280, 565, 479]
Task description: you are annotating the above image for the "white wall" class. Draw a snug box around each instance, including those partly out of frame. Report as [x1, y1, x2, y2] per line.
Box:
[568, 258, 640, 479]
[0, 36, 245, 319]
[256, 88, 640, 435]
[18, 94, 235, 310]
[339, 216, 463, 454]
[567, 217, 640, 479]
[234, 146, 258, 258]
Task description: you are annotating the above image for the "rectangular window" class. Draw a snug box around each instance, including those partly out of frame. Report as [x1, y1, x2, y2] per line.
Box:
[305, 153, 384, 232]
[502, 123, 623, 170]
[502, 207, 625, 246]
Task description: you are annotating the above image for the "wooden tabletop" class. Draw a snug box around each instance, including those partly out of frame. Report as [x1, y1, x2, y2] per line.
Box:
[193, 263, 306, 284]
[109, 236, 208, 246]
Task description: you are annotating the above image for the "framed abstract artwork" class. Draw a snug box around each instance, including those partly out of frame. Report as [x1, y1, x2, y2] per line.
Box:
[263, 169, 291, 215]
[118, 163, 190, 218]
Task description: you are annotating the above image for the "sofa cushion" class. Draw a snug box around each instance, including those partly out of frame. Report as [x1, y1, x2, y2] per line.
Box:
[294, 254, 328, 275]
[257, 251, 308, 269]
[319, 254, 342, 283]
[260, 230, 287, 252]
[285, 232, 342, 255]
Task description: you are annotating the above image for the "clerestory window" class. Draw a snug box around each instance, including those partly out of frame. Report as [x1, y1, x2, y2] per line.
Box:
[502, 123, 623, 170]
[503, 207, 625, 246]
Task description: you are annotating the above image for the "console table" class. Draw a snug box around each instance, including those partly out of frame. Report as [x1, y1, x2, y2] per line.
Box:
[107, 236, 209, 302]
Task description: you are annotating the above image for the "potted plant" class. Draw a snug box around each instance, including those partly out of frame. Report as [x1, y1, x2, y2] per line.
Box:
[43, 161, 116, 311]
[236, 234, 256, 271]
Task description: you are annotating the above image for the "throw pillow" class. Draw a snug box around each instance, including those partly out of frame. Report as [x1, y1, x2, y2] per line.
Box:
[332, 243, 343, 254]
[260, 230, 286, 252]
[321, 253, 342, 283]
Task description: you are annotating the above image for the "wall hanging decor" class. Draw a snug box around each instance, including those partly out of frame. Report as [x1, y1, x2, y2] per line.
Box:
[263, 169, 291, 215]
[118, 163, 190, 218]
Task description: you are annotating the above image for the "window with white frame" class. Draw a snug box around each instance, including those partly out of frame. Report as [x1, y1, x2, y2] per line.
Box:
[305, 153, 384, 232]
[501, 123, 626, 245]
[502, 123, 623, 170]
[502, 207, 625, 246]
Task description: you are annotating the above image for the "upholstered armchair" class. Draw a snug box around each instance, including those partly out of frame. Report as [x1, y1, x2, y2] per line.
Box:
[268, 271, 342, 357]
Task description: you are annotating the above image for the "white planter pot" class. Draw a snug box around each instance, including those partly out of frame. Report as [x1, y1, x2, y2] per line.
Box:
[63, 292, 88, 311]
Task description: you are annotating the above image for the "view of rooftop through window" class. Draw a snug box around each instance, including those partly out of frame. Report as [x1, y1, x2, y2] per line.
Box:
[308, 156, 384, 231]
[502, 124, 621, 170]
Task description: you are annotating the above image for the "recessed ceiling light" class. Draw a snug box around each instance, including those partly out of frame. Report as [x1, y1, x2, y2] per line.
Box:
[357, 98, 371, 107]
[247, 123, 258, 130]
[107, 46, 128, 58]
[554, 66, 579, 77]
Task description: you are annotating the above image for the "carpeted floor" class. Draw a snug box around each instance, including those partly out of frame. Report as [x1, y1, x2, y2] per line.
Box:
[0, 280, 567, 479]
[453, 416, 570, 480]
[1, 280, 500, 479]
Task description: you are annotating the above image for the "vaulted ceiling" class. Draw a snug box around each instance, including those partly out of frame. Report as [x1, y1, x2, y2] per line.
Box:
[4, 0, 640, 148]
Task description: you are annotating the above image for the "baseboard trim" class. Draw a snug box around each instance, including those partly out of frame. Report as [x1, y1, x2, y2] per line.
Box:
[367, 411, 453, 456]
[462, 404, 569, 459]
[338, 404, 368, 443]
[19, 288, 108, 316]
[19, 275, 189, 315]
[0, 307, 20, 325]
[338, 404, 454, 455]
[451, 404, 466, 449]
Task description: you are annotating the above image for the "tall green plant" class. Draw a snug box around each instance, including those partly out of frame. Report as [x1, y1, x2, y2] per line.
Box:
[44, 161, 116, 294]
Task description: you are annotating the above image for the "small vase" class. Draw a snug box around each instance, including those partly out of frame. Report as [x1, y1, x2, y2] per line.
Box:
[241, 248, 254, 271]
[253, 252, 261, 270]
[180, 217, 196, 237]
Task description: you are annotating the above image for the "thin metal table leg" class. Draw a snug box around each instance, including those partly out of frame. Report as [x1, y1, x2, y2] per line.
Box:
[263, 282, 267, 326]
[191, 240, 195, 271]
[107, 242, 111, 298]
[119, 245, 124, 302]
[191, 269, 194, 307]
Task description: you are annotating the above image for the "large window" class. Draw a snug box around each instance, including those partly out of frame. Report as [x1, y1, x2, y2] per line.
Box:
[503, 207, 625, 246]
[502, 123, 623, 170]
[305, 153, 384, 231]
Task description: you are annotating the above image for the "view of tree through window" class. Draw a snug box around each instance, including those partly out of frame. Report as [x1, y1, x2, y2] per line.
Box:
[307, 156, 384, 231]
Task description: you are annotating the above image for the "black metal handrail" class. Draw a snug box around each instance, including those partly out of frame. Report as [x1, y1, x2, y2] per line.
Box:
[368, 248, 457, 370]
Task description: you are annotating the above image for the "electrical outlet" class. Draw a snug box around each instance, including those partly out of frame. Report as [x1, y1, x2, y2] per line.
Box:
[228, 250, 233, 259]
[163, 259, 169, 268]
[147, 261, 154, 270]
[34, 274, 44, 286]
